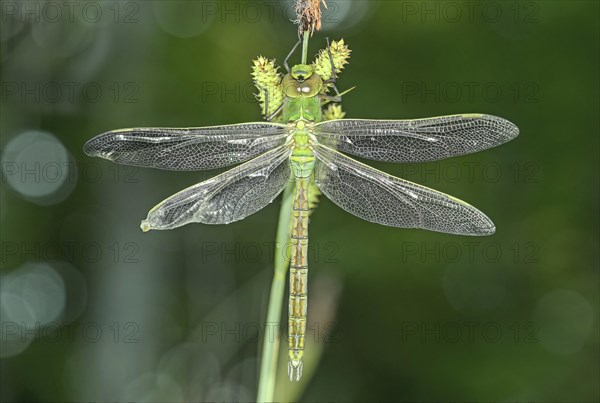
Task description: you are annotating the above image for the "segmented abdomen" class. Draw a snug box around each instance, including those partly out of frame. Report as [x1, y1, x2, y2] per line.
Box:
[288, 175, 310, 381]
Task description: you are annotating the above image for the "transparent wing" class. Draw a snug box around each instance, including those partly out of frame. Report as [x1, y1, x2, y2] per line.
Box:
[313, 144, 495, 236]
[141, 145, 292, 230]
[83, 122, 289, 170]
[314, 114, 518, 163]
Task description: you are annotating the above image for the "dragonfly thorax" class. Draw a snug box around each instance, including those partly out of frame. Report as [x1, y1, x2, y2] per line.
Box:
[282, 64, 323, 99]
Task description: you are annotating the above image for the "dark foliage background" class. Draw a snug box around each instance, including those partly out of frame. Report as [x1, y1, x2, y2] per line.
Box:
[1, 1, 598, 401]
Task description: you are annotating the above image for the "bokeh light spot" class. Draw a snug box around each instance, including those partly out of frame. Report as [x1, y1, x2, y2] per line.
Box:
[443, 264, 506, 315]
[123, 372, 183, 402]
[2, 130, 76, 205]
[532, 289, 594, 355]
[1, 263, 66, 358]
[1, 263, 66, 327]
[152, 2, 214, 38]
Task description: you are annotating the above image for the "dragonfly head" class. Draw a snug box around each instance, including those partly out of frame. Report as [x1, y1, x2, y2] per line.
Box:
[290, 64, 313, 81]
[282, 64, 323, 98]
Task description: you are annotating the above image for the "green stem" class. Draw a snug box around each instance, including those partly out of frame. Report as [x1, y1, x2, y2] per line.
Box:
[256, 181, 295, 402]
[301, 31, 310, 64]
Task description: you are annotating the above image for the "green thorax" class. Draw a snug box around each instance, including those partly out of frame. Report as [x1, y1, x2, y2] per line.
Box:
[281, 64, 323, 178]
[282, 97, 322, 123]
[281, 64, 323, 123]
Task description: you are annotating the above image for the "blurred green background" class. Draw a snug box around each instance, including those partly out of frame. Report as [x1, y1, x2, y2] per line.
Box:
[1, 1, 598, 401]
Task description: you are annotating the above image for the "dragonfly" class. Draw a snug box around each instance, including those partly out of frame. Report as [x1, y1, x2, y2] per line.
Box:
[84, 55, 519, 382]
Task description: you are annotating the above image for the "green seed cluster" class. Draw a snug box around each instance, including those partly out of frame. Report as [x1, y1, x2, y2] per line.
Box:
[323, 104, 346, 120]
[252, 56, 284, 117]
[313, 39, 351, 84]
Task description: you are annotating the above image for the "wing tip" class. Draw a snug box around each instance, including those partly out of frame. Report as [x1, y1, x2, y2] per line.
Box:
[472, 213, 496, 236]
[476, 224, 496, 236]
[82, 138, 98, 157]
[470, 113, 520, 141]
[457, 204, 496, 236]
[496, 116, 520, 141]
[140, 220, 152, 232]
[83, 130, 115, 157]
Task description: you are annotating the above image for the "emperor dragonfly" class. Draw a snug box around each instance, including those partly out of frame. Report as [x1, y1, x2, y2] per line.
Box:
[83, 44, 519, 382]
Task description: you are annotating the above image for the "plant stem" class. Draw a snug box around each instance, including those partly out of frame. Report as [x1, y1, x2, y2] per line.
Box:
[256, 181, 294, 402]
[301, 31, 310, 64]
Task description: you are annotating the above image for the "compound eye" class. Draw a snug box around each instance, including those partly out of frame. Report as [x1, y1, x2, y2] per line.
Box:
[291, 64, 313, 81]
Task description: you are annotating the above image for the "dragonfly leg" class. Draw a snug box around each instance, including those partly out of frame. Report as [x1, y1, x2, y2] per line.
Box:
[266, 104, 284, 122]
[324, 81, 342, 97]
[320, 85, 356, 106]
[320, 93, 342, 104]
[321, 37, 342, 98]
[284, 39, 302, 73]
[325, 37, 338, 82]
[254, 81, 283, 121]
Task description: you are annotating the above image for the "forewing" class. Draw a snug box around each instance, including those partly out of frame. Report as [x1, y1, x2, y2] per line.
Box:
[84, 122, 288, 170]
[141, 146, 292, 230]
[313, 144, 495, 236]
[315, 114, 518, 163]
